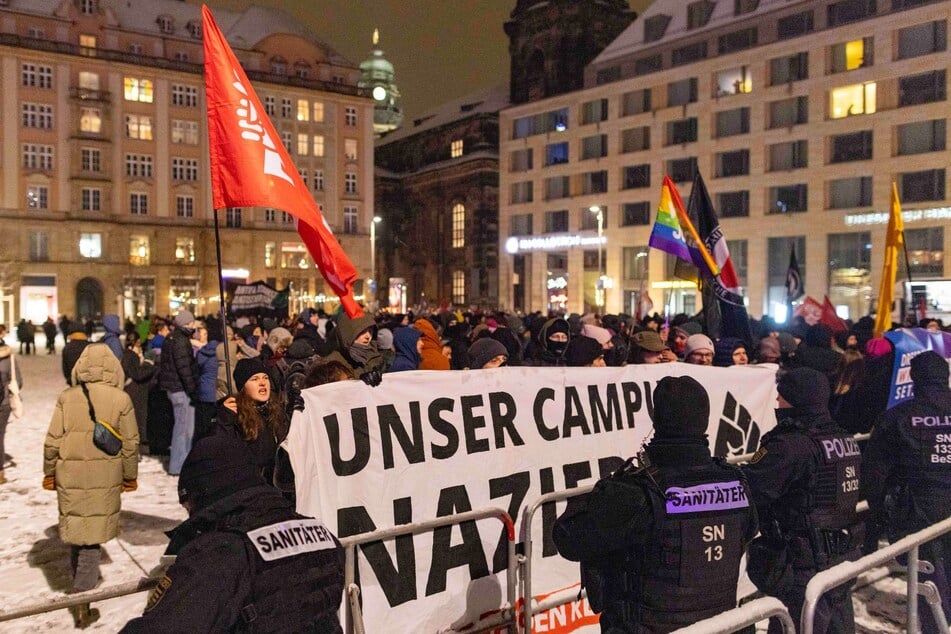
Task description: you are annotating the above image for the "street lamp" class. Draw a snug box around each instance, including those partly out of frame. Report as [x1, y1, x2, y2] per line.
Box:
[589, 205, 604, 308]
[370, 215, 382, 309]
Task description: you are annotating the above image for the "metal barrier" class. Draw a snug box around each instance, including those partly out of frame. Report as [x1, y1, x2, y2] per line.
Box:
[339, 506, 518, 634]
[0, 576, 160, 623]
[671, 597, 795, 633]
[801, 515, 951, 634]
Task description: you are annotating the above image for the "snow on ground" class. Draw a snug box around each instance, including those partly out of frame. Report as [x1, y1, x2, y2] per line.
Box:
[0, 334, 920, 632]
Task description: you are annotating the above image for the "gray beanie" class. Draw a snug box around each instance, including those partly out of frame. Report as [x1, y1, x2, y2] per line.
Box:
[174, 310, 195, 328]
[684, 334, 714, 357]
[377, 328, 394, 351]
[467, 338, 508, 369]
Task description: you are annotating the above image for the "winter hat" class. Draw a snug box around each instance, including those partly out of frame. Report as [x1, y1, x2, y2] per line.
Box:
[285, 339, 315, 360]
[581, 324, 612, 346]
[684, 334, 715, 358]
[485, 318, 499, 333]
[580, 313, 598, 325]
[377, 328, 394, 351]
[777, 367, 831, 415]
[174, 310, 195, 328]
[681, 321, 703, 336]
[632, 330, 667, 352]
[864, 337, 892, 360]
[564, 336, 604, 367]
[910, 351, 949, 388]
[238, 324, 256, 341]
[266, 327, 292, 350]
[756, 337, 781, 363]
[467, 337, 508, 369]
[67, 322, 85, 336]
[233, 357, 268, 392]
[777, 332, 798, 356]
[651, 376, 710, 439]
[713, 337, 746, 367]
[178, 435, 263, 509]
[299, 308, 314, 324]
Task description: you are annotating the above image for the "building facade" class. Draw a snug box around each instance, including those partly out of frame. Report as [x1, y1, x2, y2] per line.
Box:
[499, 0, 951, 321]
[0, 0, 374, 325]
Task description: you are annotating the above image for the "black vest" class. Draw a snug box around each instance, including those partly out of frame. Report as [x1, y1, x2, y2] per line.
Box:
[806, 429, 862, 531]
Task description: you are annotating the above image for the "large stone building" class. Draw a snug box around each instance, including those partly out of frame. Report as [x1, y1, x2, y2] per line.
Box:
[499, 0, 951, 321]
[0, 0, 374, 324]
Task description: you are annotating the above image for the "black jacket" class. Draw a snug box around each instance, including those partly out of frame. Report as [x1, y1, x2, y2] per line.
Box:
[62, 338, 90, 385]
[215, 403, 288, 485]
[158, 328, 197, 396]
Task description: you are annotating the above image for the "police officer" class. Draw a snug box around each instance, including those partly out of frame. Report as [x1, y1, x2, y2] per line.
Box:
[865, 351, 951, 632]
[553, 376, 757, 632]
[122, 434, 344, 633]
[743, 367, 861, 633]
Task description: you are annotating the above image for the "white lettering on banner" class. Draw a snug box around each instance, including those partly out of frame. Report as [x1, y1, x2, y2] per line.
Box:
[845, 206, 951, 226]
[230, 70, 293, 185]
[288, 365, 778, 633]
[246, 519, 336, 561]
[506, 234, 607, 254]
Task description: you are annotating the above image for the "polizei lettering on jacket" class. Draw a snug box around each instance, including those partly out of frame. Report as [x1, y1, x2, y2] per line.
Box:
[246, 519, 336, 561]
[912, 415, 951, 427]
[664, 480, 748, 514]
[821, 436, 862, 460]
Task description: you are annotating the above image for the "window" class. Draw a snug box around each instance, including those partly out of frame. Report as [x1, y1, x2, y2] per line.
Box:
[667, 157, 698, 183]
[621, 202, 651, 226]
[129, 193, 148, 215]
[28, 27, 45, 39]
[905, 227, 944, 276]
[79, 34, 96, 56]
[827, 0, 876, 27]
[898, 21, 947, 59]
[452, 270, 465, 305]
[125, 154, 153, 178]
[295, 63, 310, 79]
[582, 99, 608, 125]
[727, 239, 748, 285]
[123, 77, 153, 103]
[296, 99, 310, 122]
[666, 117, 698, 145]
[271, 58, 287, 75]
[281, 98, 292, 118]
[171, 158, 199, 181]
[80, 107, 101, 133]
[452, 203, 465, 248]
[264, 96, 276, 117]
[226, 207, 242, 228]
[687, 1, 715, 29]
[545, 141, 569, 165]
[580, 207, 606, 231]
[635, 54, 663, 76]
[171, 120, 199, 145]
[644, 14, 671, 43]
[668, 78, 698, 106]
[621, 126, 650, 152]
[187, 20, 201, 39]
[622, 246, 650, 280]
[171, 84, 198, 107]
[176, 195, 195, 218]
[21, 63, 52, 88]
[769, 140, 808, 171]
[715, 66, 752, 96]
[449, 138, 464, 158]
[623, 164, 651, 189]
[831, 38, 873, 73]
[344, 172, 357, 194]
[770, 52, 809, 85]
[129, 43, 143, 55]
[345, 106, 357, 126]
[735, 0, 759, 15]
[582, 170, 608, 194]
[312, 135, 325, 157]
[544, 210, 569, 233]
[716, 149, 750, 177]
[282, 132, 292, 153]
[777, 10, 814, 39]
[829, 176, 873, 208]
[898, 119, 946, 155]
[510, 148, 533, 172]
[282, 211, 295, 225]
[345, 138, 358, 161]
[717, 191, 750, 217]
[769, 96, 808, 128]
[511, 213, 533, 235]
[899, 70, 946, 107]
[22, 144, 53, 170]
[264, 208, 277, 223]
[545, 177, 570, 200]
[297, 134, 309, 156]
[79, 0, 96, 14]
[79, 233, 101, 258]
[513, 107, 569, 138]
[622, 89, 651, 116]
[719, 28, 757, 54]
[313, 170, 324, 191]
[81, 187, 101, 211]
[769, 184, 808, 213]
[312, 102, 325, 122]
[29, 232, 49, 262]
[830, 130, 873, 162]
[716, 107, 750, 137]
[581, 134, 608, 160]
[21, 103, 53, 129]
[81, 148, 101, 172]
[78, 72, 99, 92]
[129, 236, 149, 265]
[768, 237, 806, 314]
[672, 42, 707, 66]
[27, 185, 48, 209]
[125, 114, 153, 140]
[157, 15, 174, 34]
[265, 242, 276, 268]
[343, 207, 358, 234]
[901, 169, 945, 202]
[175, 237, 195, 263]
[511, 181, 534, 204]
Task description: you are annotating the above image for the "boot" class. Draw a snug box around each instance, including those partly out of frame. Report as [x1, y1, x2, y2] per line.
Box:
[70, 603, 100, 629]
[0, 470, 6, 484]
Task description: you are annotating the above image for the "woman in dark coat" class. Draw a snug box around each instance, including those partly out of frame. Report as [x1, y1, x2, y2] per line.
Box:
[120, 332, 156, 452]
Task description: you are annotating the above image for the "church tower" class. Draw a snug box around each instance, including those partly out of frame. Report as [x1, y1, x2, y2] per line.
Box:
[505, 0, 635, 104]
[358, 29, 403, 136]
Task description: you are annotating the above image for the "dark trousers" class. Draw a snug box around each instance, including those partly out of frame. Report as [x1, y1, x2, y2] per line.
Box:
[69, 545, 102, 592]
[0, 404, 9, 469]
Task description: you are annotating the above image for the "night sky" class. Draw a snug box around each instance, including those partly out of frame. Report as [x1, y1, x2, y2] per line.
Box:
[199, 0, 648, 121]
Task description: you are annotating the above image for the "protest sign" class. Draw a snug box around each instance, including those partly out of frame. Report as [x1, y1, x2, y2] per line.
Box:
[228, 280, 289, 317]
[885, 327, 951, 408]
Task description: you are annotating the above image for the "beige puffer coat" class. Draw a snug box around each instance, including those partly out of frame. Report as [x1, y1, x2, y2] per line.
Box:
[44, 344, 139, 545]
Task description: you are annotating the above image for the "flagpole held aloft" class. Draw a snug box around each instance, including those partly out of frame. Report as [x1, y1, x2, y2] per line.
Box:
[873, 183, 905, 337]
[213, 208, 234, 397]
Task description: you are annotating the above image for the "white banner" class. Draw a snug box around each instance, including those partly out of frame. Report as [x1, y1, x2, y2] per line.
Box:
[288, 364, 778, 633]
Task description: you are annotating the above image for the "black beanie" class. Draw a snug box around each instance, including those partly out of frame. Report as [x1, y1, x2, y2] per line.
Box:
[777, 367, 830, 415]
[178, 435, 263, 509]
[286, 339, 316, 360]
[564, 336, 603, 367]
[233, 357, 268, 392]
[910, 351, 950, 388]
[467, 337, 508, 369]
[651, 376, 710, 439]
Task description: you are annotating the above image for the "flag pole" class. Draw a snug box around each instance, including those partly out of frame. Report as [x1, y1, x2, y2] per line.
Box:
[213, 207, 234, 396]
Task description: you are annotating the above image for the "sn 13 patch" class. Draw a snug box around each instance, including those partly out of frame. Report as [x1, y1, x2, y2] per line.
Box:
[749, 447, 768, 464]
[145, 575, 172, 613]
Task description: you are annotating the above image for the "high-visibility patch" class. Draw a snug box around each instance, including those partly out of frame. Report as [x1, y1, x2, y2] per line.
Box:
[749, 446, 768, 464]
[246, 519, 337, 562]
[145, 575, 172, 613]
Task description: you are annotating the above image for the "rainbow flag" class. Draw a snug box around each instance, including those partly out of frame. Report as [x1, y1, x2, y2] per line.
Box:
[649, 176, 692, 262]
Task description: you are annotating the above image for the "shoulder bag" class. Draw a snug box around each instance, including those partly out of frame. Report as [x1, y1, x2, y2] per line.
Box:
[80, 382, 123, 456]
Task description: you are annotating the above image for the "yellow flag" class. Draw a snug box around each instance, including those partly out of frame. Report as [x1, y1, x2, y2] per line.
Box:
[874, 183, 905, 336]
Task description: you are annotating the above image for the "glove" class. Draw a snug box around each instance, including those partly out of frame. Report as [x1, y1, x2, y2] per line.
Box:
[122, 479, 138, 492]
[360, 369, 383, 387]
[43, 475, 55, 490]
[292, 393, 306, 413]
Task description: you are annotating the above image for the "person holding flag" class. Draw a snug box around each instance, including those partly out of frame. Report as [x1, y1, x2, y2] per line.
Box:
[874, 184, 906, 337]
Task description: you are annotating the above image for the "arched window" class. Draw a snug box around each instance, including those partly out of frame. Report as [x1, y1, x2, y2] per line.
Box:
[452, 203, 465, 248]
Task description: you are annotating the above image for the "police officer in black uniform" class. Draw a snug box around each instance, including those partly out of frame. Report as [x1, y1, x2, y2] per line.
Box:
[743, 366, 861, 633]
[866, 351, 951, 632]
[553, 375, 757, 633]
[122, 434, 344, 633]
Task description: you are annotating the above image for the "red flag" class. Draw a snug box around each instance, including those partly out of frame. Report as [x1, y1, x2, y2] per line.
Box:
[821, 296, 848, 334]
[794, 296, 823, 326]
[201, 6, 361, 317]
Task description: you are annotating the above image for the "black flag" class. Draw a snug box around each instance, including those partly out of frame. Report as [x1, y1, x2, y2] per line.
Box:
[785, 247, 804, 303]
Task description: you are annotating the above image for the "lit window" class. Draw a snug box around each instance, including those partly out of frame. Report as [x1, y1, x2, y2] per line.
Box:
[130, 193, 149, 215]
[81, 188, 101, 211]
[715, 66, 752, 96]
[80, 34, 96, 56]
[129, 235, 150, 264]
[344, 172, 357, 194]
[345, 138, 358, 160]
[452, 203, 465, 248]
[452, 270, 465, 304]
[79, 72, 99, 91]
[297, 99, 309, 122]
[313, 135, 325, 157]
[171, 120, 199, 145]
[297, 133, 309, 156]
[81, 148, 101, 172]
[27, 185, 49, 209]
[124, 77, 153, 103]
[125, 114, 153, 140]
[345, 106, 357, 126]
[831, 38, 872, 73]
[343, 206, 357, 234]
[29, 232, 49, 262]
[313, 102, 324, 122]
[265, 242, 276, 268]
[451, 139, 463, 158]
[830, 82, 876, 119]
[176, 196, 195, 218]
[175, 237, 195, 263]
[80, 107, 101, 133]
[79, 233, 101, 258]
